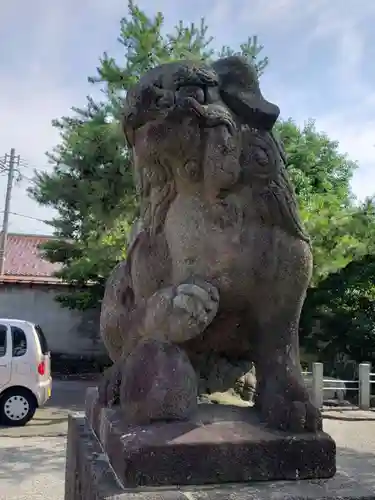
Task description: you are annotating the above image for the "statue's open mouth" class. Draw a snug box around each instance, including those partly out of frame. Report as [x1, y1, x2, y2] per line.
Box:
[122, 58, 281, 149]
[122, 83, 237, 147]
[167, 96, 237, 135]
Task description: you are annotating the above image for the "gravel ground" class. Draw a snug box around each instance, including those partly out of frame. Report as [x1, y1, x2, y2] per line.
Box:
[0, 381, 375, 499]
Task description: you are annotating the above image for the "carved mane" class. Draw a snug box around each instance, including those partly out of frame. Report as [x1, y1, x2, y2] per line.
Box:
[239, 126, 310, 243]
[135, 158, 176, 237]
[127, 57, 309, 244]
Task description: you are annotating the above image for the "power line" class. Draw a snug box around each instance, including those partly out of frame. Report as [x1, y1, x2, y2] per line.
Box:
[0, 210, 49, 223]
[17, 173, 37, 184]
[18, 159, 36, 169]
[0, 154, 45, 186]
[17, 158, 46, 175]
[1, 154, 47, 176]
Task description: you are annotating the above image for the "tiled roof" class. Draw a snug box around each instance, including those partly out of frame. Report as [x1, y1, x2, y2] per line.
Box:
[1, 233, 62, 283]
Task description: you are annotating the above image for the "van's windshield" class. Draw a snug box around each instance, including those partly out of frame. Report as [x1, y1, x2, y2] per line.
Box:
[34, 324, 49, 355]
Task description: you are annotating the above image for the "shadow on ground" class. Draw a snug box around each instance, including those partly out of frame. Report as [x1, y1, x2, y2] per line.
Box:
[46, 379, 97, 411]
[323, 407, 375, 422]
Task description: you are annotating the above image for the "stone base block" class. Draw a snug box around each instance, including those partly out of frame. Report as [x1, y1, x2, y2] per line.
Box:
[84, 387, 335, 487]
[65, 413, 375, 500]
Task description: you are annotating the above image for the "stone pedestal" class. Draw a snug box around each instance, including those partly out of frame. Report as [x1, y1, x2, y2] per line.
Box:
[84, 387, 335, 487]
[64, 387, 372, 499]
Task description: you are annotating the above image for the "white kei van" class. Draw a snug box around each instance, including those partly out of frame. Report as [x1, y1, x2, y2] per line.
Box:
[0, 319, 52, 426]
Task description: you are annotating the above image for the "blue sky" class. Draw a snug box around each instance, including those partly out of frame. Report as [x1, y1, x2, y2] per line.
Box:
[0, 0, 375, 234]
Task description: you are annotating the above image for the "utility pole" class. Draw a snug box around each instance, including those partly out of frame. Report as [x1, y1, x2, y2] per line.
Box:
[0, 148, 19, 276]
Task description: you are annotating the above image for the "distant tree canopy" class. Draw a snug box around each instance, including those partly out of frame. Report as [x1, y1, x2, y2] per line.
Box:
[30, 1, 375, 367]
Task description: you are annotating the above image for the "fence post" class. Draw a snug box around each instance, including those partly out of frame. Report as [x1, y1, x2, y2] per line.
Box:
[359, 363, 371, 410]
[312, 362, 324, 408]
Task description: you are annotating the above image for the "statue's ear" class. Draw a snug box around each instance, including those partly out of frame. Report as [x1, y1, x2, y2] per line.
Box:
[212, 56, 280, 131]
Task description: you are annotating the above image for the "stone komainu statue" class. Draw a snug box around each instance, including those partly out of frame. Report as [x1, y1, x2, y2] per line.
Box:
[99, 56, 321, 432]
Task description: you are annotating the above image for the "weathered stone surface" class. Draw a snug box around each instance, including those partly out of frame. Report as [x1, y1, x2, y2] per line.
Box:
[98, 55, 323, 432]
[65, 413, 374, 499]
[65, 412, 124, 500]
[119, 339, 198, 424]
[85, 392, 335, 488]
[85, 386, 102, 432]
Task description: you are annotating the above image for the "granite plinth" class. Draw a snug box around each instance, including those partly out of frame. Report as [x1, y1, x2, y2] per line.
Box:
[65, 413, 375, 500]
[84, 387, 335, 488]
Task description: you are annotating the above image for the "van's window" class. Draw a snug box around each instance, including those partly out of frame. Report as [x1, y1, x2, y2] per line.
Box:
[34, 325, 49, 355]
[0, 325, 7, 357]
[11, 326, 27, 357]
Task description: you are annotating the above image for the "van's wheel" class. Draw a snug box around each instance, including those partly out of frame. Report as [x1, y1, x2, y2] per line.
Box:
[0, 388, 37, 426]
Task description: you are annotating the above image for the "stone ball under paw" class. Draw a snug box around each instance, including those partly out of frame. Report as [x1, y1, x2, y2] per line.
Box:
[120, 339, 198, 425]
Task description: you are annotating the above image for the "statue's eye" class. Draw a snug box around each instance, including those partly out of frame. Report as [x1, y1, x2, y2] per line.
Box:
[175, 85, 205, 104]
[155, 90, 175, 109]
[254, 148, 269, 166]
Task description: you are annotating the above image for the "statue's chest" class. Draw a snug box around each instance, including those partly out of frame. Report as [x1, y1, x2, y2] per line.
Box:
[163, 194, 251, 296]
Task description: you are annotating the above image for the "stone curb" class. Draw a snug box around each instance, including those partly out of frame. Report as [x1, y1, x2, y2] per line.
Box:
[323, 413, 375, 422]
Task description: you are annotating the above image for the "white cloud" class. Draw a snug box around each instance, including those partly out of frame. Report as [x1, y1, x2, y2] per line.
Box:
[315, 112, 375, 200]
[250, 0, 375, 201]
[307, 2, 375, 200]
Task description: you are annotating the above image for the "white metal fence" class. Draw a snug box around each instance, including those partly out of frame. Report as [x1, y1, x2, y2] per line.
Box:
[306, 362, 375, 410]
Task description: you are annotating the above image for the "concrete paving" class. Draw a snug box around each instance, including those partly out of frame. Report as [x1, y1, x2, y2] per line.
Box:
[0, 435, 66, 500]
[0, 380, 375, 499]
[0, 380, 93, 500]
[324, 419, 375, 492]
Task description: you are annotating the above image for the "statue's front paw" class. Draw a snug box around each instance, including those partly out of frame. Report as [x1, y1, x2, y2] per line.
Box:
[173, 281, 219, 326]
[260, 396, 322, 433]
[143, 279, 219, 343]
[256, 369, 322, 433]
[169, 280, 219, 341]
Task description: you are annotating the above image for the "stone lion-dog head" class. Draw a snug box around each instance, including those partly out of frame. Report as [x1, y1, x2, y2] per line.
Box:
[122, 56, 307, 243]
